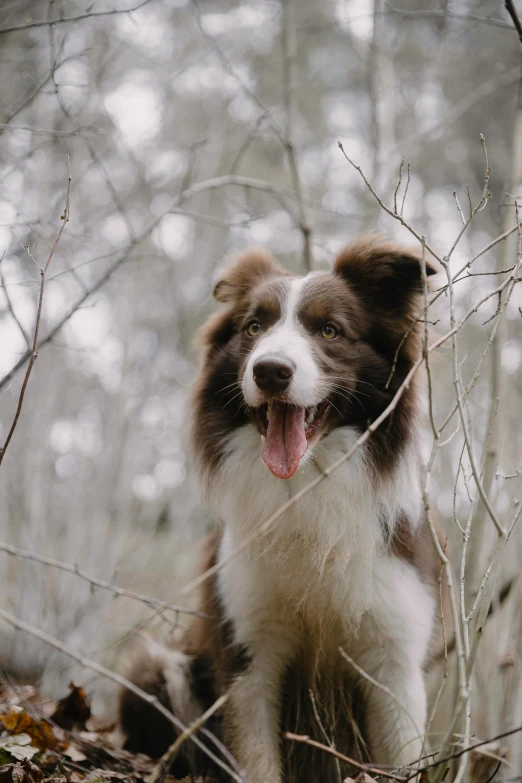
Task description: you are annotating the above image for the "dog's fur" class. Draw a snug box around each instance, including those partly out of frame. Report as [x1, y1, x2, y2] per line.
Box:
[118, 237, 440, 781]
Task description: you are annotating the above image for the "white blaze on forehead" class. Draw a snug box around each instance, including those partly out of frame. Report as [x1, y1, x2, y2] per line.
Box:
[242, 274, 324, 408]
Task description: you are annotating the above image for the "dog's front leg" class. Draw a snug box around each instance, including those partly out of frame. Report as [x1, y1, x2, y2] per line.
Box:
[353, 646, 427, 765]
[223, 644, 289, 783]
[349, 558, 435, 767]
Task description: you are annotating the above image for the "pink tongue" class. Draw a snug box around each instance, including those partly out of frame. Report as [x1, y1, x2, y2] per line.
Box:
[262, 403, 308, 479]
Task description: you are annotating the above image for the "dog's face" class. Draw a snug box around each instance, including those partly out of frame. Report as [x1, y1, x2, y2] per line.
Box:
[234, 272, 366, 478]
[194, 238, 436, 480]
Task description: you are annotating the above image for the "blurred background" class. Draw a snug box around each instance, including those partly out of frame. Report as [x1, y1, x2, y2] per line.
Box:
[0, 0, 521, 775]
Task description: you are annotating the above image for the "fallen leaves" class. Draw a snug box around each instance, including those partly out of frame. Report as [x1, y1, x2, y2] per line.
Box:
[0, 707, 67, 753]
[0, 760, 42, 783]
[0, 735, 39, 763]
[0, 684, 222, 783]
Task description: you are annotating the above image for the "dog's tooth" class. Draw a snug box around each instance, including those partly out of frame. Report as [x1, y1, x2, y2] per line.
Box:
[306, 407, 316, 424]
[260, 434, 265, 443]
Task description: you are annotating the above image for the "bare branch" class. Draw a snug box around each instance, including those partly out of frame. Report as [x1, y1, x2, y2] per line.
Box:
[0, 0, 157, 36]
[403, 724, 522, 781]
[338, 141, 442, 263]
[505, 0, 522, 45]
[0, 542, 207, 619]
[0, 160, 71, 466]
[284, 732, 406, 781]
[0, 123, 96, 137]
[385, 7, 513, 31]
[281, 0, 312, 272]
[393, 159, 405, 215]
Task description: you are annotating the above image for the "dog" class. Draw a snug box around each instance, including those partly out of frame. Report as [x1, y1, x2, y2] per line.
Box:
[118, 236, 440, 781]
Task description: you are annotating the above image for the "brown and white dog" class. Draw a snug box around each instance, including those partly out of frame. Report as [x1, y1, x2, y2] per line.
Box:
[119, 237, 440, 781]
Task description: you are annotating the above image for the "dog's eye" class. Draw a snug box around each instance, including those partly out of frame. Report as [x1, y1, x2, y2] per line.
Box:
[321, 324, 338, 339]
[246, 320, 262, 337]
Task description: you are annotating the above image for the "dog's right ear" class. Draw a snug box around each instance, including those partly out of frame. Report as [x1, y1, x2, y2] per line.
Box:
[213, 248, 285, 303]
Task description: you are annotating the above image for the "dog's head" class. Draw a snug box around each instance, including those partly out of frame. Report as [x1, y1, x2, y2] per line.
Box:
[194, 237, 437, 479]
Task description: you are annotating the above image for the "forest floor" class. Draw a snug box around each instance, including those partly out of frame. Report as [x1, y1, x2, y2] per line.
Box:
[0, 683, 215, 783]
[0, 682, 504, 783]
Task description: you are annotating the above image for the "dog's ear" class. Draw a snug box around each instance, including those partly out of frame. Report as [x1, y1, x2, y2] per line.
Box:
[213, 248, 285, 303]
[334, 236, 438, 312]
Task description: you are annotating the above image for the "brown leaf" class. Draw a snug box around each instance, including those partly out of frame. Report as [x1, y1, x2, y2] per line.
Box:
[0, 707, 68, 753]
[50, 685, 91, 732]
[0, 760, 44, 783]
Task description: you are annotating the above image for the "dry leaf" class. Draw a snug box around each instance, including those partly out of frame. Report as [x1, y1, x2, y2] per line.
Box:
[62, 746, 86, 764]
[0, 760, 43, 783]
[0, 734, 39, 762]
[0, 708, 67, 753]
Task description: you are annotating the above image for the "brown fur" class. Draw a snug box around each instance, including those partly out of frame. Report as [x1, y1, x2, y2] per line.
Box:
[212, 247, 288, 304]
[391, 516, 442, 591]
[119, 651, 179, 759]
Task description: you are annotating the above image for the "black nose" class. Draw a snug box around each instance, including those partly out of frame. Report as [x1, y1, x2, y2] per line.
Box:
[253, 356, 294, 394]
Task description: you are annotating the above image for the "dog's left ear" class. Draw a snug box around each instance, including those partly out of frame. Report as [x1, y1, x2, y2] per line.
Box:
[333, 236, 438, 311]
[213, 248, 286, 304]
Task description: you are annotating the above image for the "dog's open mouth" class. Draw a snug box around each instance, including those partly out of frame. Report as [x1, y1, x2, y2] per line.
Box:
[255, 400, 331, 479]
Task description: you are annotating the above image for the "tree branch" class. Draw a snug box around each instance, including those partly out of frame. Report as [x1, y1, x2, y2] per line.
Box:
[284, 732, 406, 781]
[0, 160, 71, 466]
[505, 0, 522, 45]
[0, 0, 157, 36]
[0, 542, 208, 619]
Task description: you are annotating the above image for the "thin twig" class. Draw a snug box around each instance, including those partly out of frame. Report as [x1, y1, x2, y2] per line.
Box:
[338, 141, 441, 263]
[281, 0, 312, 272]
[0, 0, 157, 35]
[393, 159, 404, 214]
[401, 162, 411, 216]
[147, 692, 231, 783]
[0, 160, 71, 465]
[505, 0, 522, 44]
[308, 690, 342, 783]
[0, 542, 207, 618]
[403, 724, 522, 780]
[453, 190, 466, 224]
[284, 732, 406, 781]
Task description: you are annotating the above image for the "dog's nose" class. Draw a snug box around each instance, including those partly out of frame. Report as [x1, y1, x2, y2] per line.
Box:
[253, 356, 294, 394]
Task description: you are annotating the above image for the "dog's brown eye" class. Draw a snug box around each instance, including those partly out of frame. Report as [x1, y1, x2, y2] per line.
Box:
[321, 324, 338, 339]
[246, 320, 261, 337]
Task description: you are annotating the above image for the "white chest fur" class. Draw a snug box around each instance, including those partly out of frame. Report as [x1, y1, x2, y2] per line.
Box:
[206, 422, 424, 630]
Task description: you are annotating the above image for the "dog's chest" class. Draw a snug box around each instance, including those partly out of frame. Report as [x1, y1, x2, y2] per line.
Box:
[208, 424, 409, 628]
